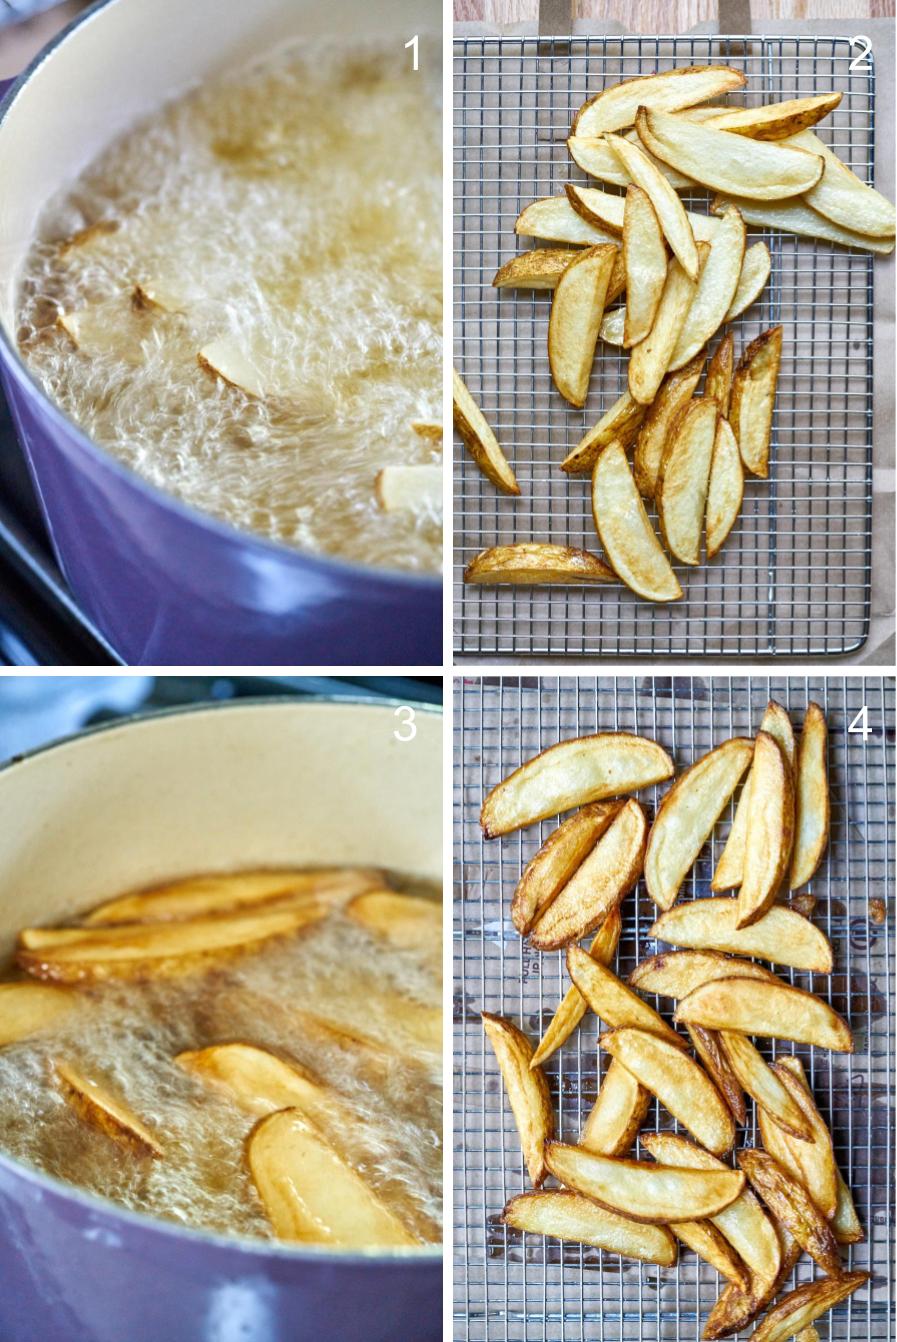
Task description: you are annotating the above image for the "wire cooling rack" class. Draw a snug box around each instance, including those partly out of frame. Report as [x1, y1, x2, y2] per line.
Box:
[453, 676, 893, 1339]
[453, 37, 876, 658]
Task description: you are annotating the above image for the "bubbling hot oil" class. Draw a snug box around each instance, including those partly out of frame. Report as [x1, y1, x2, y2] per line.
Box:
[16, 42, 441, 573]
[0, 877, 442, 1244]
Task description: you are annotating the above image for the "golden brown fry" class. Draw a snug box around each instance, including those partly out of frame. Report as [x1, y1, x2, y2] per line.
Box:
[55, 1060, 163, 1157]
[579, 1057, 650, 1156]
[607, 137, 698, 282]
[704, 1231, 802, 1340]
[513, 804, 622, 936]
[531, 909, 622, 1066]
[548, 245, 617, 406]
[176, 1043, 349, 1126]
[560, 388, 647, 474]
[632, 352, 706, 496]
[759, 1055, 839, 1220]
[832, 1168, 864, 1244]
[566, 947, 684, 1047]
[702, 92, 842, 140]
[704, 332, 735, 418]
[630, 949, 777, 999]
[749, 1273, 869, 1342]
[712, 700, 796, 892]
[656, 397, 719, 565]
[705, 417, 743, 559]
[669, 1217, 750, 1291]
[492, 248, 584, 289]
[591, 442, 683, 603]
[545, 1141, 745, 1222]
[674, 975, 853, 1053]
[345, 891, 440, 950]
[482, 1013, 554, 1186]
[572, 65, 746, 137]
[0, 983, 77, 1046]
[737, 1149, 841, 1276]
[729, 325, 783, 479]
[790, 702, 829, 891]
[737, 729, 795, 928]
[502, 1189, 677, 1265]
[717, 1032, 811, 1140]
[452, 368, 520, 495]
[686, 1024, 746, 1126]
[464, 544, 616, 587]
[649, 896, 832, 972]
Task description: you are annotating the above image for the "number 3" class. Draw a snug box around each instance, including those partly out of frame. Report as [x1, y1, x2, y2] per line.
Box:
[394, 705, 417, 742]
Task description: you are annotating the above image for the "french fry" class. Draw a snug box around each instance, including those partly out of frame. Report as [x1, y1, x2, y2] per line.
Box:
[649, 896, 832, 972]
[492, 248, 584, 289]
[606, 136, 698, 282]
[55, 1060, 163, 1157]
[737, 729, 795, 928]
[705, 333, 735, 417]
[548, 245, 617, 406]
[374, 465, 441, 514]
[724, 241, 771, 320]
[668, 1216, 750, 1292]
[712, 193, 895, 254]
[737, 1149, 842, 1276]
[591, 442, 683, 603]
[513, 804, 622, 936]
[176, 1043, 349, 1126]
[619, 183, 669, 344]
[566, 947, 685, 1048]
[632, 353, 706, 496]
[515, 196, 620, 246]
[453, 368, 520, 495]
[686, 1024, 746, 1125]
[704, 1230, 802, 1340]
[729, 326, 783, 479]
[788, 129, 896, 238]
[674, 975, 854, 1053]
[560, 388, 647, 474]
[464, 544, 616, 586]
[630, 949, 778, 999]
[748, 1273, 870, 1342]
[656, 397, 720, 565]
[790, 703, 829, 891]
[669, 205, 746, 370]
[712, 700, 795, 892]
[572, 65, 746, 137]
[198, 339, 268, 398]
[579, 1057, 650, 1156]
[345, 891, 440, 950]
[758, 1055, 839, 1220]
[699, 92, 842, 140]
[502, 1189, 677, 1265]
[0, 983, 77, 1046]
[566, 183, 718, 242]
[530, 909, 622, 1064]
[482, 1013, 554, 1186]
[568, 132, 694, 191]
[705, 417, 744, 558]
[545, 1141, 745, 1222]
[629, 249, 705, 405]
[717, 1032, 812, 1140]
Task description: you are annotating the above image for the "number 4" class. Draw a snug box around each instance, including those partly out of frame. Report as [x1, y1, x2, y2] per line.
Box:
[405, 35, 419, 71]
[848, 705, 872, 740]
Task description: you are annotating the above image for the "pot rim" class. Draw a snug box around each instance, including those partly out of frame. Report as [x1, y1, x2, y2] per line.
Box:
[0, 692, 443, 1266]
[0, 0, 442, 597]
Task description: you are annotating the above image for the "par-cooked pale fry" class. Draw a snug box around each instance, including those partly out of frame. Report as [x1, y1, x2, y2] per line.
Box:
[198, 339, 267, 398]
[345, 890, 440, 950]
[729, 326, 783, 479]
[737, 1149, 841, 1276]
[453, 368, 520, 495]
[787, 129, 896, 238]
[464, 543, 616, 587]
[636, 108, 824, 200]
[176, 1043, 349, 1126]
[759, 1055, 839, 1221]
[748, 1272, 870, 1342]
[579, 1056, 650, 1156]
[630, 948, 778, 999]
[481, 1013, 554, 1186]
[700, 92, 842, 141]
[545, 1141, 745, 1222]
[686, 1023, 746, 1125]
[591, 442, 683, 602]
[0, 982, 77, 1046]
[480, 732, 672, 839]
[644, 736, 754, 910]
[55, 1060, 163, 1157]
[704, 1231, 803, 1340]
[712, 192, 895, 254]
[492, 248, 584, 290]
[674, 975, 854, 1053]
[705, 417, 743, 558]
[568, 132, 694, 191]
[737, 729, 795, 928]
[531, 909, 622, 1065]
[529, 799, 647, 950]
[669, 206, 746, 370]
[572, 65, 746, 137]
[247, 1109, 417, 1247]
[790, 703, 829, 891]
[712, 700, 795, 892]
[548, 244, 618, 405]
[513, 805, 622, 936]
[668, 1215, 750, 1291]
[502, 1189, 677, 1265]
[649, 896, 832, 972]
[628, 249, 705, 405]
[717, 1032, 812, 1140]
[375, 465, 441, 514]
[656, 396, 719, 565]
[632, 353, 706, 496]
[561, 388, 647, 474]
[607, 136, 698, 282]
[620, 183, 669, 345]
[599, 1027, 735, 1155]
[705, 334, 735, 416]
[725, 240, 772, 320]
[290, 1010, 408, 1084]
[567, 946, 685, 1047]
[599, 305, 626, 346]
[516, 196, 621, 246]
[566, 183, 718, 242]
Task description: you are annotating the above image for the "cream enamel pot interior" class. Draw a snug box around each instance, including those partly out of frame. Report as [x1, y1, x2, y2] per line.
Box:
[0, 697, 442, 1342]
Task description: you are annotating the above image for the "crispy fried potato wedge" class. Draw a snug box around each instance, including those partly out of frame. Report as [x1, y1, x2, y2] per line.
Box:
[345, 891, 440, 950]
[452, 368, 520, 495]
[730, 326, 782, 479]
[649, 897, 831, 972]
[464, 543, 615, 586]
[375, 465, 441, 514]
[737, 1149, 841, 1275]
[656, 396, 719, 565]
[636, 108, 823, 200]
[632, 353, 706, 496]
[725, 241, 771, 321]
[531, 909, 622, 1066]
[566, 183, 718, 242]
[502, 1189, 677, 1265]
[718, 1032, 811, 1140]
[579, 1056, 650, 1155]
[247, 1109, 416, 1247]
[702, 93, 842, 141]
[568, 133, 695, 191]
[592, 442, 683, 602]
[545, 1141, 745, 1222]
[645, 737, 754, 910]
[515, 196, 620, 246]
[687, 1024, 746, 1125]
[514, 806, 622, 936]
[712, 700, 795, 891]
[788, 129, 896, 238]
[529, 799, 647, 950]
[790, 703, 829, 891]
[705, 418, 743, 558]
[482, 1013, 553, 1186]
[600, 1027, 735, 1154]
[481, 732, 672, 839]
[176, 1043, 348, 1124]
[712, 193, 895, 254]
[832, 1168, 864, 1244]
[704, 1230, 802, 1340]
[573, 65, 746, 137]
[566, 946, 684, 1047]
[749, 1272, 869, 1342]
[628, 250, 704, 405]
[619, 183, 669, 344]
[608, 136, 698, 282]
[669, 206, 746, 370]
[705, 333, 735, 416]
[675, 976, 853, 1052]
[737, 730, 795, 928]
[492, 248, 584, 289]
[55, 1060, 163, 1156]
[669, 1216, 750, 1291]
[0, 983, 77, 1046]
[759, 1055, 838, 1220]
[560, 388, 646, 474]
[631, 949, 777, 998]
[548, 244, 617, 405]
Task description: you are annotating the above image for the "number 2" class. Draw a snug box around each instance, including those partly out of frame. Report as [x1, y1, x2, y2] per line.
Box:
[405, 35, 419, 71]
[848, 705, 872, 740]
[394, 705, 417, 742]
[849, 35, 872, 73]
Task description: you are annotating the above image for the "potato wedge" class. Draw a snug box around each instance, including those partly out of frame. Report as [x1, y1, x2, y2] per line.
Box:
[531, 909, 622, 1065]
[480, 733, 672, 839]
[600, 1027, 735, 1154]
[737, 1149, 841, 1275]
[548, 244, 617, 406]
[572, 65, 746, 137]
[790, 702, 829, 891]
[515, 196, 620, 246]
[566, 947, 685, 1048]
[568, 133, 695, 191]
[712, 193, 895, 254]
[788, 129, 896, 238]
[566, 183, 718, 243]
[832, 1167, 864, 1244]
[737, 729, 795, 928]
[645, 736, 754, 910]
[649, 896, 831, 972]
[760, 1055, 839, 1220]
[619, 183, 669, 344]
[492, 248, 583, 289]
[686, 1023, 746, 1125]
[176, 1043, 348, 1125]
[630, 949, 777, 999]
[702, 93, 842, 141]
[133, 280, 189, 314]
[290, 1010, 410, 1083]
[57, 302, 147, 365]
[632, 353, 706, 496]
[345, 891, 440, 950]
[464, 543, 615, 587]
[705, 417, 743, 558]
[452, 368, 519, 495]
[374, 465, 441, 514]
[628, 250, 704, 405]
[704, 1231, 802, 1340]
[529, 799, 647, 950]
[560, 388, 646, 474]
[718, 1032, 811, 1140]
[712, 700, 795, 892]
[730, 326, 782, 479]
[607, 137, 698, 283]
[669, 205, 746, 370]
[513, 805, 622, 936]
[598, 306, 625, 346]
[0, 983, 77, 1046]
[502, 1189, 677, 1265]
[656, 396, 719, 565]
[725, 241, 771, 321]
[636, 108, 824, 200]
[674, 976, 853, 1052]
[482, 1013, 553, 1186]
[55, 1060, 163, 1157]
[749, 1272, 870, 1342]
[198, 339, 268, 398]
[545, 1141, 745, 1222]
[668, 1216, 750, 1291]
[705, 333, 735, 416]
[410, 421, 442, 440]
[591, 442, 683, 602]
[247, 1109, 416, 1247]
[579, 1056, 650, 1156]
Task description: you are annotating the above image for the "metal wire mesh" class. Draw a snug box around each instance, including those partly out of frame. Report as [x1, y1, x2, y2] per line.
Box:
[453, 38, 876, 658]
[453, 675, 894, 1339]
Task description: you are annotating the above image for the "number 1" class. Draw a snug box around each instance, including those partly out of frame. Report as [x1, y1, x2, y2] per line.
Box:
[405, 35, 419, 71]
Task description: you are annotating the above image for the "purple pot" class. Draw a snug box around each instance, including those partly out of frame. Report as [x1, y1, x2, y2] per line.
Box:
[0, 0, 442, 667]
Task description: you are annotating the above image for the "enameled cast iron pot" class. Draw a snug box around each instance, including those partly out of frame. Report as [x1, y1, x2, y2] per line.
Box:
[0, 0, 442, 667]
[0, 696, 442, 1342]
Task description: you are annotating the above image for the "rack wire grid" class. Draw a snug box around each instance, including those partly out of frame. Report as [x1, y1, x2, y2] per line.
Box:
[453, 37, 877, 659]
[453, 675, 894, 1340]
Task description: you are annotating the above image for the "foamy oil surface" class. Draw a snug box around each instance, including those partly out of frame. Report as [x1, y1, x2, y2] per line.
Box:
[0, 875, 442, 1244]
[16, 41, 441, 573]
